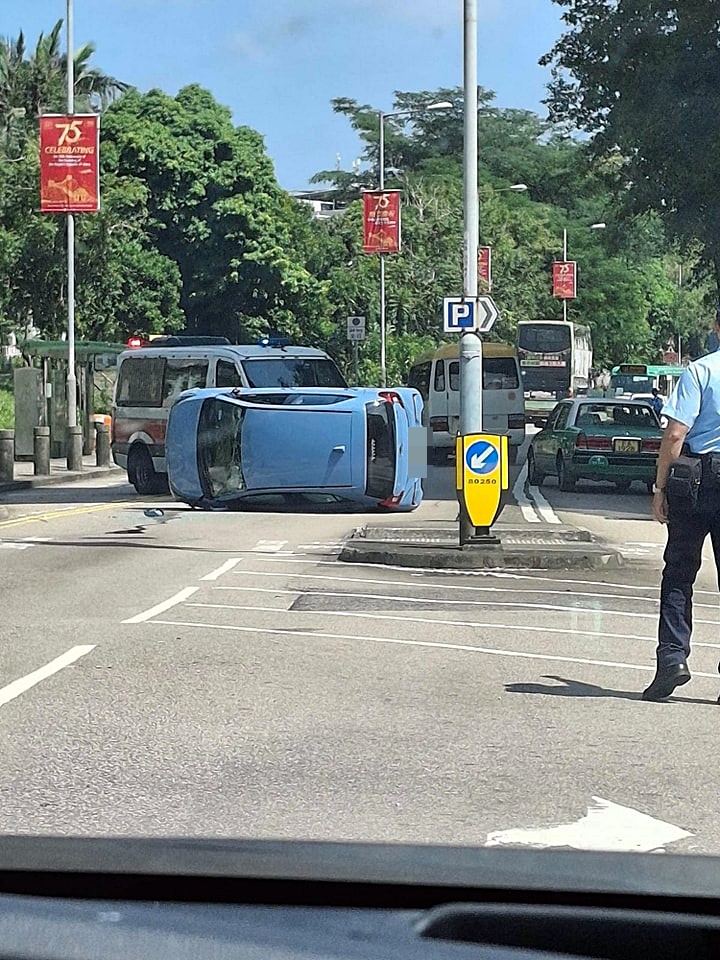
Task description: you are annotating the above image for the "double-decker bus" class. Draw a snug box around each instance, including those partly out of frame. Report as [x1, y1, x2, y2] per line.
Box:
[516, 320, 592, 424]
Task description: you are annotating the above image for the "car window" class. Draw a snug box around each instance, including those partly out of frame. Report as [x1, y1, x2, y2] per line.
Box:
[483, 357, 519, 390]
[546, 404, 563, 429]
[241, 357, 347, 388]
[434, 360, 446, 393]
[216, 360, 242, 388]
[115, 357, 165, 407]
[365, 400, 396, 500]
[407, 361, 431, 400]
[449, 361, 459, 392]
[162, 359, 209, 407]
[239, 393, 350, 406]
[576, 403, 659, 427]
[553, 404, 571, 430]
[197, 398, 244, 498]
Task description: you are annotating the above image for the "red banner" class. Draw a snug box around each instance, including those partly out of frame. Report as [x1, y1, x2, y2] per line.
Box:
[40, 114, 100, 213]
[553, 260, 577, 299]
[478, 246, 492, 289]
[362, 190, 401, 254]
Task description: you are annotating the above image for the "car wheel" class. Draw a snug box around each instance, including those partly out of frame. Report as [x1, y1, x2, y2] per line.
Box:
[527, 448, 545, 486]
[615, 479, 632, 493]
[557, 454, 576, 491]
[128, 445, 161, 495]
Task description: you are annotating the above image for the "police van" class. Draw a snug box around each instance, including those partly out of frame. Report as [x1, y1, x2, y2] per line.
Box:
[112, 336, 347, 493]
[407, 342, 525, 464]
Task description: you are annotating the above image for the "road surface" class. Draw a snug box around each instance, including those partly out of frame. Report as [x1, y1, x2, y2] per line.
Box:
[1, 453, 719, 855]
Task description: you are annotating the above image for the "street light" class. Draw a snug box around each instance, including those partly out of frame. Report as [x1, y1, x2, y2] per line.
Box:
[560, 221, 606, 322]
[376, 100, 452, 387]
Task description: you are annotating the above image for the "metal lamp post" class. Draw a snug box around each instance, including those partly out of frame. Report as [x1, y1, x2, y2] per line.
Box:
[66, 0, 77, 433]
[377, 100, 452, 387]
[560, 222, 606, 321]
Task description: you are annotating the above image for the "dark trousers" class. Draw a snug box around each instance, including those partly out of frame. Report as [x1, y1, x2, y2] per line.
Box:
[657, 481, 720, 666]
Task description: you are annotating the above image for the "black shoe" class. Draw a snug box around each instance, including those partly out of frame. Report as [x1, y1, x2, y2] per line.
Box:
[642, 663, 691, 701]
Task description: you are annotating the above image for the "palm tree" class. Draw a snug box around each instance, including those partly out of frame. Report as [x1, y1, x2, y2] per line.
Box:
[0, 19, 128, 153]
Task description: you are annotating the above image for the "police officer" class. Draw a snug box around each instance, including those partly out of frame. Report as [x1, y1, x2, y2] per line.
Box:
[643, 313, 720, 701]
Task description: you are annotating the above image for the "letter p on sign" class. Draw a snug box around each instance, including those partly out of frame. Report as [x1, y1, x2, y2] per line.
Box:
[443, 297, 476, 333]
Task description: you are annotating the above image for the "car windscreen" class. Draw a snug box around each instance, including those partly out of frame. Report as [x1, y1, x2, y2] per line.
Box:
[611, 374, 655, 394]
[197, 398, 245, 498]
[365, 400, 396, 500]
[518, 325, 571, 353]
[241, 357, 347, 388]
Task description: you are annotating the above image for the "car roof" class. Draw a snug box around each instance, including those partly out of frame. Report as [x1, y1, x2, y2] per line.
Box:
[118, 345, 333, 361]
[412, 341, 516, 364]
[574, 398, 653, 406]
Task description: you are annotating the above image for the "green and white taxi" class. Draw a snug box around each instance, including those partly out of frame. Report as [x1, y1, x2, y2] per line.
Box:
[527, 398, 663, 493]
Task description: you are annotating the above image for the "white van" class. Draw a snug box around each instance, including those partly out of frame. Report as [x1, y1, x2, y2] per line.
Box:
[407, 342, 525, 463]
[112, 336, 347, 493]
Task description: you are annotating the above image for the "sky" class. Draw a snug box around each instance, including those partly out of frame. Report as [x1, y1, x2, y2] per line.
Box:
[3, 1, 566, 190]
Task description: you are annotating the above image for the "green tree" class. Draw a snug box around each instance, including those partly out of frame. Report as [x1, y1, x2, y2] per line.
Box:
[542, 0, 720, 295]
[313, 84, 715, 379]
[101, 85, 333, 343]
[0, 20, 127, 156]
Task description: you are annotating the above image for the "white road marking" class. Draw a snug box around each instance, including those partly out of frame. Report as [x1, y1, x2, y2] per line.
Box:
[511, 463, 541, 523]
[122, 586, 199, 624]
[214, 584, 720, 625]
[223, 568, 666, 607]
[296, 543, 342, 554]
[199, 558, 243, 581]
[527, 483, 562, 524]
[252, 540, 288, 553]
[0, 645, 95, 708]
[187, 601, 720, 650]
[0, 541, 32, 550]
[146, 619, 720, 678]
[485, 796, 692, 853]
[241, 555, 720, 600]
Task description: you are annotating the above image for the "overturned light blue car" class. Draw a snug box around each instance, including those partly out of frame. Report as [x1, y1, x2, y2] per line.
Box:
[165, 386, 425, 511]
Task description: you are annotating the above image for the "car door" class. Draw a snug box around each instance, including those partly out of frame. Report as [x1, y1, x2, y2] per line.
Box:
[534, 403, 563, 470]
[552, 402, 574, 467]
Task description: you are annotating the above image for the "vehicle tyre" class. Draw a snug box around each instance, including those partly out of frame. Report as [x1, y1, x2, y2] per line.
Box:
[527, 448, 545, 486]
[128, 444, 161, 495]
[557, 454, 576, 491]
[508, 445, 518, 465]
[615, 479, 632, 493]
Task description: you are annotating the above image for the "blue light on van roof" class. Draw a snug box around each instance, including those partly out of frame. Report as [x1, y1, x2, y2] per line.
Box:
[258, 337, 290, 348]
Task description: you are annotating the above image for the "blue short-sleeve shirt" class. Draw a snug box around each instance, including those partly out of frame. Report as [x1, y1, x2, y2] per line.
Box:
[663, 348, 720, 454]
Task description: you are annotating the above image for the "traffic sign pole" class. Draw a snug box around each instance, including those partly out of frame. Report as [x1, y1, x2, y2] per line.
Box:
[346, 316, 365, 385]
[460, 0, 482, 545]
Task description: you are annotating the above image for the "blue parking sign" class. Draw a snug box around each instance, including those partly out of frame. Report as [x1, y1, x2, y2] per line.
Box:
[443, 297, 475, 332]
